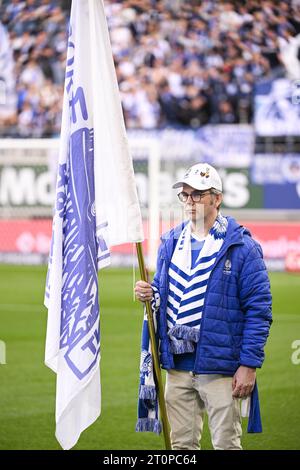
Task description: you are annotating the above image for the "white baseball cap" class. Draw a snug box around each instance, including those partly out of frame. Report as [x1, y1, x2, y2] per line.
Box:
[173, 163, 222, 192]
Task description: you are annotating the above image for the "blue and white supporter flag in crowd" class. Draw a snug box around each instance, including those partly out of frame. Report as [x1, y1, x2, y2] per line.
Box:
[0, 22, 17, 120]
[44, 0, 143, 450]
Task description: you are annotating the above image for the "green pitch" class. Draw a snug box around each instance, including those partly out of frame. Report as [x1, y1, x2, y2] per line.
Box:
[0, 265, 299, 450]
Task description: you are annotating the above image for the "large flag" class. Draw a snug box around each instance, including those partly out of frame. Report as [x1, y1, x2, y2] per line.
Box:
[44, 0, 143, 450]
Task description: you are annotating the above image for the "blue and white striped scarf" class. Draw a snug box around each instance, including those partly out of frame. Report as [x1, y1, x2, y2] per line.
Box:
[135, 288, 161, 434]
[167, 214, 228, 354]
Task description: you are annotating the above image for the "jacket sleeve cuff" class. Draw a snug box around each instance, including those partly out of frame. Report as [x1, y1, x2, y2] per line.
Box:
[239, 364, 257, 370]
[239, 356, 262, 369]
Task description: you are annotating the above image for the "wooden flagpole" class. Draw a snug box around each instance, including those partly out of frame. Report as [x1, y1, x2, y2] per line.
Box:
[135, 242, 171, 450]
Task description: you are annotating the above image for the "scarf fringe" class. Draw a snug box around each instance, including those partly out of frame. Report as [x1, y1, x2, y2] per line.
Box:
[139, 384, 157, 401]
[169, 325, 200, 342]
[169, 338, 195, 354]
[168, 325, 200, 354]
[135, 418, 162, 434]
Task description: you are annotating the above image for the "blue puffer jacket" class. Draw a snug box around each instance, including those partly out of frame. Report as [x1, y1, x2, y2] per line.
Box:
[152, 216, 272, 376]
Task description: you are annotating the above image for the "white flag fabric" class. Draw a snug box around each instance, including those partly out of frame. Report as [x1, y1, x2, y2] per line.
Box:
[44, 0, 143, 450]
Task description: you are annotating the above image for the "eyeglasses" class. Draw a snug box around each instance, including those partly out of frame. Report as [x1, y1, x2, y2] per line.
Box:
[177, 190, 213, 203]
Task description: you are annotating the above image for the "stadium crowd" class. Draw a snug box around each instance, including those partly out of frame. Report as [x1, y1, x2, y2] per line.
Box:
[0, 0, 299, 136]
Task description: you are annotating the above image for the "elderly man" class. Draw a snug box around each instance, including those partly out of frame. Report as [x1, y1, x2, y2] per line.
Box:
[135, 163, 272, 450]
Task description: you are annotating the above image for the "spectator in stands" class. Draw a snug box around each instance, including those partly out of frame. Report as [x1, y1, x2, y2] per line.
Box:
[0, 0, 66, 137]
[0, 0, 299, 136]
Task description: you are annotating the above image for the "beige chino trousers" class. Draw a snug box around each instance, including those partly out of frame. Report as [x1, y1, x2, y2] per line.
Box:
[165, 369, 242, 450]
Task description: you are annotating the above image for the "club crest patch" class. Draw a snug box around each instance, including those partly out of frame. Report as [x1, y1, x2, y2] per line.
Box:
[223, 258, 232, 275]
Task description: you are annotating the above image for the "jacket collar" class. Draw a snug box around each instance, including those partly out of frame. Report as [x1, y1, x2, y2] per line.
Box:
[160, 216, 252, 261]
[162, 216, 250, 247]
